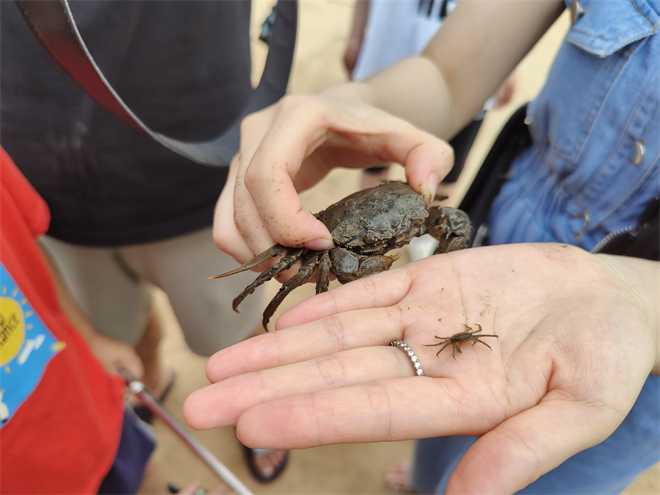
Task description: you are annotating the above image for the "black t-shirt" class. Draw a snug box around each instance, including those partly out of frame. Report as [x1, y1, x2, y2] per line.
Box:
[0, 1, 294, 246]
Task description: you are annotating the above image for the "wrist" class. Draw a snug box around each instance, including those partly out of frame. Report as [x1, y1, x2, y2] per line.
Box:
[597, 254, 660, 375]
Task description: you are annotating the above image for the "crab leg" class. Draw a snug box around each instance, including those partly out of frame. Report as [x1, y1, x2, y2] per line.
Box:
[452, 342, 463, 359]
[426, 341, 451, 357]
[474, 340, 493, 350]
[208, 244, 288, 279]
[262, 254, 319, 329]
[316, 251, 331, 294]
[230, 248, 304, 313]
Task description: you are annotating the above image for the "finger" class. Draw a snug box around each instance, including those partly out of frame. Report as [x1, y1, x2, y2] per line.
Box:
[403, 143, 451, 203]
[213, 155, 255, 264]
[276, 265, 413, 329]
[185, 345, 421, 430]
[205, 304, 405, 383]
[244, 96, 453, 249]
[117, 355, 144, 381]
[215, 106, 285, 265]
[233, 377, 496, 450]
[446, 391, 624, 495]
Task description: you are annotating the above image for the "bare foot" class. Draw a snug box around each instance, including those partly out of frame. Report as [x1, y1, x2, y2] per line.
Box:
[385, 459, 416, 494]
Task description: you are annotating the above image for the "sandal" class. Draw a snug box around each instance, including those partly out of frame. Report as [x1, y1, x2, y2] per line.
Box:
[133, 369, 176, 424]
[242, 444, 289, 483]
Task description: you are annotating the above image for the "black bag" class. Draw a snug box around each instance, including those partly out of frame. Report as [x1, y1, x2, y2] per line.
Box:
[592, 197, 659, 261]
[458, 105, 531, 248]
[458, 104, 659, 261]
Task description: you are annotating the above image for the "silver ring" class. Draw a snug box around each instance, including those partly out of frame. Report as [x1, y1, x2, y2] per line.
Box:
[390, 340, 424, 376]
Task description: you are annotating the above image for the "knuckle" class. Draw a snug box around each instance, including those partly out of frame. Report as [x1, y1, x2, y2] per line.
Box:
[242, 163, 261, 191]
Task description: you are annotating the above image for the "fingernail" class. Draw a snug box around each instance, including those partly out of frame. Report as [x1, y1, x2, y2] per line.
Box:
[305, 238, 335, 251]
[424, 173, 438, 203]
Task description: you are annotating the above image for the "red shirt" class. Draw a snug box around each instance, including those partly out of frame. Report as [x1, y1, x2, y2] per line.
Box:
[0, 147, 125, 494]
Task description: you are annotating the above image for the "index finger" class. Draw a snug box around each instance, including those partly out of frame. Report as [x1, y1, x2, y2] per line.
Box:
[276, 265, 414, 330]
[243, 96, 453, 250]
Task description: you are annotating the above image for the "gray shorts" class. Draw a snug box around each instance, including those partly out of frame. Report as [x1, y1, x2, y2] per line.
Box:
[40, 227, 265, 356]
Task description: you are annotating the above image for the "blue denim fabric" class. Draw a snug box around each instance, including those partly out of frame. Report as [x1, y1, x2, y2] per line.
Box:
[413, 1, 660, 493]
[489, 0, 660, 249]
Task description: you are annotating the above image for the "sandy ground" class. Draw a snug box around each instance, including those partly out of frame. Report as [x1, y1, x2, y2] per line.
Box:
[147, 2, 660, 493]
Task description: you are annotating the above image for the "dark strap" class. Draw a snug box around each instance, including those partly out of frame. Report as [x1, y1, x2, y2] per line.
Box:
[458, 104, 531, 247]
[14, 0, 297, 167]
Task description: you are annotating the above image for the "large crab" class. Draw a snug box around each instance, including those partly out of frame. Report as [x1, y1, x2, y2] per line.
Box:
[211, 181, 470, 328]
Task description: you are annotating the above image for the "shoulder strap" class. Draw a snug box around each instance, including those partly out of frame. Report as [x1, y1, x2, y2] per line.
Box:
[13, 0, 297, 167]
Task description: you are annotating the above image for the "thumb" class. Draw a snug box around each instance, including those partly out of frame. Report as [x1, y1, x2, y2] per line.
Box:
[446, 393, 622, 494]
[403, 140, 453, 203]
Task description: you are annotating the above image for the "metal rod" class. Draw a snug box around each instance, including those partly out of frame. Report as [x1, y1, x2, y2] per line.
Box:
[121, 371, 255, 495]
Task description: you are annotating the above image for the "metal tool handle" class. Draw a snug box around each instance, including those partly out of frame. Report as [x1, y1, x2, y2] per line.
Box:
[121, 370, 255, 495]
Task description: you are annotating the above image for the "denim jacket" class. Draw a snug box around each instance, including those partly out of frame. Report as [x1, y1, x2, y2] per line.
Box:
[489, 0, 660, 251]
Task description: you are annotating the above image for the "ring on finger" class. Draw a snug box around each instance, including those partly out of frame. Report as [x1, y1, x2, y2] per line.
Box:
[390, 340, 424, 376]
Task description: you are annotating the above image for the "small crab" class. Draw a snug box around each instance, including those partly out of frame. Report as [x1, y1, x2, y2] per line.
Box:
[425, 324, 498, 359]
[211, 181, 470, 328]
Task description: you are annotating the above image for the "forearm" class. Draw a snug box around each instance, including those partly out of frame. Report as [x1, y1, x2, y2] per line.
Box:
[598, 254, 660, 375]
[322, 57, 459, 140]
[324, 0, 564, 140]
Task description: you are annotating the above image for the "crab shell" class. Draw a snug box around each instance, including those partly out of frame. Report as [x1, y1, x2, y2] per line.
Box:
[318, 181, 430, 255]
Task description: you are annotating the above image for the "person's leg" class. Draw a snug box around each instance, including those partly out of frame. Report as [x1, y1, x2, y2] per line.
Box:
[121, 227, 266, 356]
[121, 227, 287, 481]
[409, 435, 475, 494]
[38, 236, 168, 393]
[134, 306, 175, 398]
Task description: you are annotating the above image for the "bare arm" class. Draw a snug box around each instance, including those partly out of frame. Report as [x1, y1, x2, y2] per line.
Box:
[327, 0, 564, 138]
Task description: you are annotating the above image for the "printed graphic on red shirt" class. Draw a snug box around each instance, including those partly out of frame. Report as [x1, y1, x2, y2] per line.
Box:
[0, 263, 64, 427]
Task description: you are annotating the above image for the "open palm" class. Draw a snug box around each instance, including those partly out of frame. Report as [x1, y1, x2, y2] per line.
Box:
[185, 243, 657, 493]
